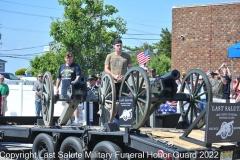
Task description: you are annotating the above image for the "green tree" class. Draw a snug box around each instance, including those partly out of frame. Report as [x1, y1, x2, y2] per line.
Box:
[129, 53, 138, 67]
[15, 68, 27, 75]
[30, 51, 65, 80]
[124, 43, 154, 54]
[153, 28, 172, 58]
[124, 28, 172, 74]
[148, 54, 171, 75]
[50, 0, 127, 76]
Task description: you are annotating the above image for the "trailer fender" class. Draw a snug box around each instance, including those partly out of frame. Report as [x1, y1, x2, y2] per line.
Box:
[32, 133, 58, 160]
[59, 136, 84, 160]
[91, 141, 122, 160]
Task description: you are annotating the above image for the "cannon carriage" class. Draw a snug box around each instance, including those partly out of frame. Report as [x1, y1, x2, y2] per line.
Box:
[118, 67, 212, 129]
[41, 72, 117, 126]
[41, 66, 212, 130]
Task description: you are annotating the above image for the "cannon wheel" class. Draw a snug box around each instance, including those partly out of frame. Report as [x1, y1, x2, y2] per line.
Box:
[41, 71, 54, 126]
[179, 69, 212, 129]
[119, 66, 151, 129]
[99, 73, 116, 123]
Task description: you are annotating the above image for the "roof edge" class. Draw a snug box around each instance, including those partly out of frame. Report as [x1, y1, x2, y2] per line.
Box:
[172, 1, 240, 8]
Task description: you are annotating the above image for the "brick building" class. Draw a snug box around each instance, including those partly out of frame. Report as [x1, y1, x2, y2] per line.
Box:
[171, 2, 240, 78]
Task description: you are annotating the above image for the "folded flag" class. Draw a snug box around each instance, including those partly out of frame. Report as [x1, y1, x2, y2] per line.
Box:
[158, 103, 176, 114]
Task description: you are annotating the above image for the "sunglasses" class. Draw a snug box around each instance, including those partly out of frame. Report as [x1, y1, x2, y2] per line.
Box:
[38, 76, 43, 77]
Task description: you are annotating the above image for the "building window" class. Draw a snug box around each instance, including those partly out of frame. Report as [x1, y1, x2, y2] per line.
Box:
[0, 65, 2, 69]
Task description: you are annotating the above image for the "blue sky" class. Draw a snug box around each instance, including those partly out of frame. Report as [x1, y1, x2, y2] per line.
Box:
[0, 0, 235, 74]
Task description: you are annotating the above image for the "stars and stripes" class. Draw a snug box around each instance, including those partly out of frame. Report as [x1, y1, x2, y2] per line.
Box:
[137, 49, 151, 65]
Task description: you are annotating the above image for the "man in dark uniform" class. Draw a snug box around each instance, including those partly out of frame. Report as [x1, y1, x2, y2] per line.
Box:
[55, 52, 82, 125]
[55, 52, 81, 96]
[87, 75, 99, 126]
[150, 68, 156, 78]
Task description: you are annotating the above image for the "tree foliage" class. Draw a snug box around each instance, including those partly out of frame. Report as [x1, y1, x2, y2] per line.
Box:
[30, 51, 65, 79]
[153, 28, 172, 58]
[124, 43, 154, 53]
[15, 68, 27, 75]
[49, 0, 127, 76]
[129, 53, 138, 67]
[124, 28, 172, 75]
[147, 54, 171, 75]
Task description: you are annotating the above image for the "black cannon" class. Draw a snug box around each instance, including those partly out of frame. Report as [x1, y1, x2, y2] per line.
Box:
[41, 66, 212, 130]
[119, 67, 212, 129]
[40, 72, 117, 126]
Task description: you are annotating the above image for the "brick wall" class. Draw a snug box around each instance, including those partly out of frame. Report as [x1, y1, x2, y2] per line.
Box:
[172, 2, 240, 78]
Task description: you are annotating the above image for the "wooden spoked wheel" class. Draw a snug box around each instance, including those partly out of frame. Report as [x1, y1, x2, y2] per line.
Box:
[99, 73, 116, 124]
[179, 69, 212, 129]
[119, 66, 151, 129]
[41, 71, 54, 126]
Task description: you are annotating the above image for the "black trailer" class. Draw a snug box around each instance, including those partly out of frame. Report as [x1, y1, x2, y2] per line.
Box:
[0, 116, 240, 160]
[1, 68, 240, 160]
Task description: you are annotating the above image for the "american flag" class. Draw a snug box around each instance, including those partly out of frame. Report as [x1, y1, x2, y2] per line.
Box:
[137, 49, 151, 65]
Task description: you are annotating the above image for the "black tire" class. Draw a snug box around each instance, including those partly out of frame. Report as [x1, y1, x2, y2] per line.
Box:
[59, 136, 84, 160]
[91, 141, 122, 160]
[32, 133, 57, 160]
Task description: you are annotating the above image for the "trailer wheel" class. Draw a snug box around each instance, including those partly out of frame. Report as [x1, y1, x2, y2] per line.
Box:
[59, 136, 84, 160]
[32, 133, 57, 160]
[91, 141, 122, 160]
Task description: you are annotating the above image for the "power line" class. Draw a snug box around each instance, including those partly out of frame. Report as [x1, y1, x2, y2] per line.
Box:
[0, 0, 63, 10]
[125, 34, 144, 44]
[127, 21, 162, 29]
[0, 52, 43, 56]
[126, 33, 159, 35]
[3, 25, 161, 35]
[122, 38, 160, 40]
[0, 9, 60, 19]
[0, 45, 47, 51]
[125, 19, 171, 24]
[0, 51, 44, 60]
[2, 26, 49, 33]
[127, 28, 157, 34]
[0, 55, 31, 60]
[126, 4, 172, 10]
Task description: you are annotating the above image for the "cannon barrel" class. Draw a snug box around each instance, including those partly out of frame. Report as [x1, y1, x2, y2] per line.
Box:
[73, 75, 87, 89]
[152, 70, 180, 95]
[161, 69, 180, 83]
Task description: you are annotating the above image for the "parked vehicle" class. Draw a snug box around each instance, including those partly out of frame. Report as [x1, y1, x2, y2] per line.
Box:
[0, 72, 37, 85]
[0, 72, 19, 80]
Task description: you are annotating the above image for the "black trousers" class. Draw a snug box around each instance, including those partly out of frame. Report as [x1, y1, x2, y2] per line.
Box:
[115, 83, 121, 120]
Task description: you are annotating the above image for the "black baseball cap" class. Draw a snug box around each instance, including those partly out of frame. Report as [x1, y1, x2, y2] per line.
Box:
[114, 39, 122, 45]
[65, 52, 73, 58]
[88, 75, 97, 81]
[151, 68, 156, 72]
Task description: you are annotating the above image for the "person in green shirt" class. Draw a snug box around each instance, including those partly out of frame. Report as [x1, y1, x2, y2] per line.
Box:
[0, 75, 9, 116]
